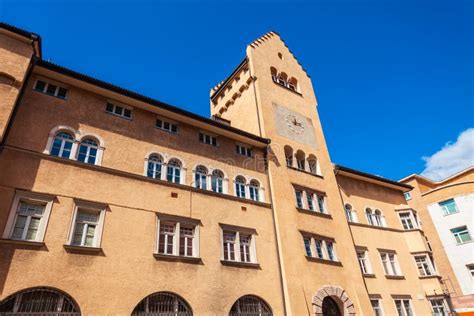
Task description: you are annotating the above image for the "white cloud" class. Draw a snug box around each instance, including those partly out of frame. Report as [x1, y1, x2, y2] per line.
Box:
[421, 128, 474, 181]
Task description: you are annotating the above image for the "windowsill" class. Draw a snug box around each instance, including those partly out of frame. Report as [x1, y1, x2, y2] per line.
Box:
[154, 126, 178, 135]
[455, 240, 473, 246]
[104, 110, 132, 121]
[0, 238, 45, 247]
[296, 207, 332, 219]
[220, 260, 260, 269]
[63, 244, 103, 253]
[419, 275, 442, 280]
[305, 256, 343, 267]
[363, 273, 376, 278]
[349, 222, 423, 233]
[6, 147, 273, 209]
[153, 253, 203, 264]
[287, 166, 324, 179]
[272, 81, 303, 96]
[385, 275, 405, 280]
[443, 211, 459, 217]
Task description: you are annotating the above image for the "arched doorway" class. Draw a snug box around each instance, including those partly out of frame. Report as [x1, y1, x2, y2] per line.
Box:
[0, 287, 80, 315]
[131, 291, 192, 316]
[312, 285, 356, 316]
[322, 297, 341, 316]
[229, 295, 272, 316]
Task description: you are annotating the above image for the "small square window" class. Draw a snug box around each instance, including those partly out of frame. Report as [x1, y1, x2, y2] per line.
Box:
[451, 226, 472, 244]
[106, 103, 114, 113]
[57, 87, 68, 99]
[439, 199, 458, 215]
[34, 80, 46, 92]
[46, 84, 57, 96]
[123, 108, 132, 118]
[404, 192, 412, 201]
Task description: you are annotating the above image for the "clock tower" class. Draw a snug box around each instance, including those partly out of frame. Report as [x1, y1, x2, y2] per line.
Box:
[210, 32, 372, 315]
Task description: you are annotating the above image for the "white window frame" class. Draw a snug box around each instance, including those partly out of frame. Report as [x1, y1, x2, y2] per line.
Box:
[439, 198, 459, 215]
[236, 143, 253, 157]
[3, 191, 54, 243]
[357, 249, 372, 274]
[429, 298, 448, 316]
[194, 166, 209, 190]
[220, 225, 257, 264]
[316, 194, 327, 214]
[66, 200, 106, 248]
[345, 204, 358, 223]
[105, 101, 132, 120]
[399, 211, 419, 230]
[404, 192, 412, 201]
[468, 264, 474, 278]
[451, 225, 472, 245]
[370, 298, 384, 316]
[303, 234, 338, 262]
[393, 298, 414, 316]
[199, 132, 218, 147]
[414, 254, 436, 276]
[33, 78, 68, 100]
[155, 215, 200, 258]
[380, 252, 402, 276]
[155, 117, 178, 134]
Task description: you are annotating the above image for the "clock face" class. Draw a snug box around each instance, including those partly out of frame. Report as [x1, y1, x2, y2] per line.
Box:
[285, 114, 305, 135]
[273, 103, 317, 148]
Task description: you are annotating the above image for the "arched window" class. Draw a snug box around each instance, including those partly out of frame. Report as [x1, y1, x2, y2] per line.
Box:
[211, 170, 224, 193]
[194, 165, 208, 190]
[235, 176, 246, 198]
[167, 159, 182, 184]
[270, 67, 278, 82]
[0, 287, 80, 315]
[295, 150, 306, 171]
[366, 208, 374, 225]
[147, 154, 163, 179]
[132, 292, 192, 316]
[229, 295, 272, 316]
[284, 145, 293, 167]
[307, 154, 319, 175]
[322, 296, 341, 316]
[288, 77, 298, 92]
[77, 138, 98, 164]
[374, 210, 384, 227]
[51, 132, 74, 158]
[277, 72, 288, 87]
[249, 180, 260, 202]
[345, 204, 354, 222]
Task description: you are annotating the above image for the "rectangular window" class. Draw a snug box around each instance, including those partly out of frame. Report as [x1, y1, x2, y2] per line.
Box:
[295, 190, 303, 208]
[394, 299, 413, 316]
[315, 240, 324, 259]
[156, 217, 199, 258]
[199, 132, 217, 146]
[415, 255, 435, 276]
[105, 102, 132, 119]
[370, 299, 383, 316]
[223, 231, 236, 261]
[71, 211, 99, 247]
[236, 144, 253, 157]
[34, 79, 68, 99]
[68, 202, 106, 248]
[221, 227, 257, 264]
[307, 193, 314, 211]
[399, 212, 417, 230]
[380, 252, 401, 276]
[303, 237, 312, 256]
[156, 118, 178, 133]
[3, 192, 54, 243]
[404, 192, 412, 201]
[316, 195, 326, 213]
[468, 264, 474, 278]
[451, 226, 472, 244]
[326, 242, 336, 261]
[303, 235, 337, 261]
[439, 198, 458, 215]
[357, 250, 371, 274]
[430, 299, 447, 316]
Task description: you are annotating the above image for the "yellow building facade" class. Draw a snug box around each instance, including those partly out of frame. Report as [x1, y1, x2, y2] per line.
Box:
[0, 23, 458, 315]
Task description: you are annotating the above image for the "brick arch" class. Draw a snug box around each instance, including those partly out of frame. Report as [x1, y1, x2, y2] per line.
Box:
[312, 285, 356, 316]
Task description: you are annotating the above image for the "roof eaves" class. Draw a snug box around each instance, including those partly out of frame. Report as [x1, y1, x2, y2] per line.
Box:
[210, 57, 248, 100]
[334, 165, 413, 191]
[0, 22, 41, 58]
[35, 59, 270, 145]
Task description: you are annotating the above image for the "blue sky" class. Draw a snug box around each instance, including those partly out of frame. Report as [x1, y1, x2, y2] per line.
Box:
[1, 0, 472, 180]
